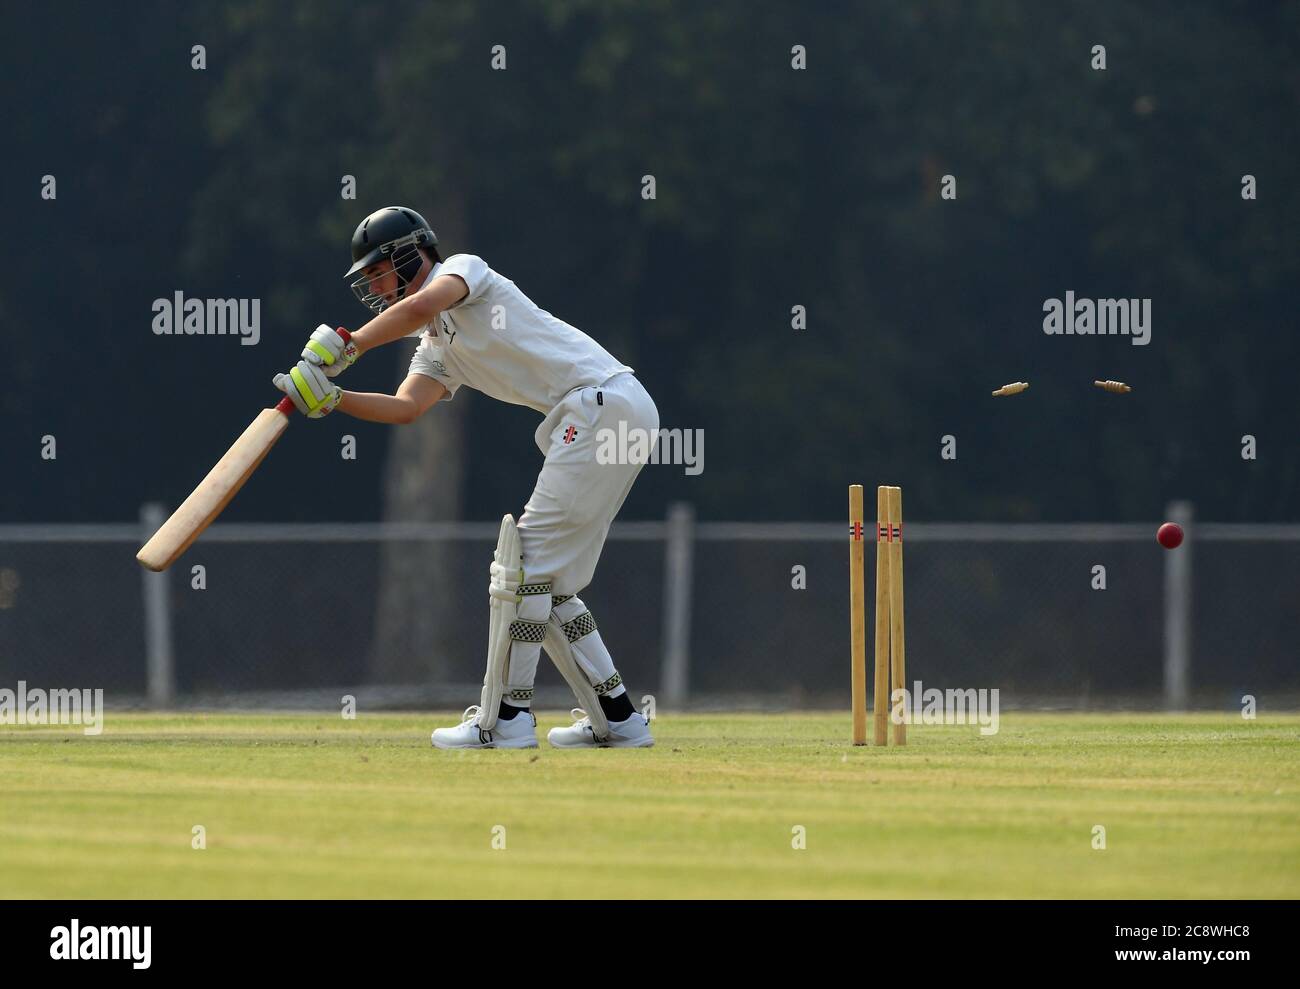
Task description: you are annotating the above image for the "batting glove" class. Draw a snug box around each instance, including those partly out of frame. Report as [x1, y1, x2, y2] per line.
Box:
[301, 324, 358, 378]
[273, 360, 343, 418]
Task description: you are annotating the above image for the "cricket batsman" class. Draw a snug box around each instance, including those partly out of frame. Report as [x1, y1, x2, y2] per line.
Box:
[273, 206, 657, 749]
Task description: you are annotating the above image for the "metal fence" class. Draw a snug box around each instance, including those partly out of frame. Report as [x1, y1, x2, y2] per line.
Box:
[0, 502, 1297, 711]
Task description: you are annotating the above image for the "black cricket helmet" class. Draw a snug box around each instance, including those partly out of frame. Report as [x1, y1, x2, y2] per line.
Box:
[345, 206, 438, 313]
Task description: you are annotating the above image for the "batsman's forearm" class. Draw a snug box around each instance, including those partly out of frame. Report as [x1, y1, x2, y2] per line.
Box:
[337, 391, 420, 424]
[349, 294, 433, 355]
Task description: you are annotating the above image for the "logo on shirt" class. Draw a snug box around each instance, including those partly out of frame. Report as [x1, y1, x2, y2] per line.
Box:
[430, 360, 447, 374]
[563, 425, 578, 445]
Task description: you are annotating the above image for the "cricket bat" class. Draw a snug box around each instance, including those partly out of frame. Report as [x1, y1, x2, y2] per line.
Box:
[136, 396, 297, 571]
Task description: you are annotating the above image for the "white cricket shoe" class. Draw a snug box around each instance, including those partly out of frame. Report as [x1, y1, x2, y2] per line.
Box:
[430, 705, 539, 750]
[547, 708, 655, 749]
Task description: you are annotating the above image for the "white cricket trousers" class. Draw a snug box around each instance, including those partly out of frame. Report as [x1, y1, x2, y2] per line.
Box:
[517, 372, 659, 593]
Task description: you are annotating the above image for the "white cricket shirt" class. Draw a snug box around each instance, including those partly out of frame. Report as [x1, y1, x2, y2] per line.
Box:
[407, 255, 632, 414]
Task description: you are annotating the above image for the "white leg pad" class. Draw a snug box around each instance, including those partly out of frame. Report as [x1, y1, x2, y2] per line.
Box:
[477, 515, 522, 731]
[542, 597, 623, 740]
[543, 622, 609, 740]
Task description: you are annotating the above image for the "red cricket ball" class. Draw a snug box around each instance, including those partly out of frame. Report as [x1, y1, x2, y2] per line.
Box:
[1157, 522, 1184, 549]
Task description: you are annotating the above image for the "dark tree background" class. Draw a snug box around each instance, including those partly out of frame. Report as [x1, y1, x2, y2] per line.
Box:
[4, 0, 1298, 525]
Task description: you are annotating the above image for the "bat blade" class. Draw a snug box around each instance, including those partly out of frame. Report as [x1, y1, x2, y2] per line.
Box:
[137, 398, 295, 571]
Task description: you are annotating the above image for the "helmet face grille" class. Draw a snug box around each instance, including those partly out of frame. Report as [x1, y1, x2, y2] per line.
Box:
[348, 241, 426, 314]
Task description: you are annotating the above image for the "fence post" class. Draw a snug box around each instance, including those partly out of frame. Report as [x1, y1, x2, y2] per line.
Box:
[140, 503, 175, 707]
[1162, 500, 1193, 710]
[660, 502, 695, 709]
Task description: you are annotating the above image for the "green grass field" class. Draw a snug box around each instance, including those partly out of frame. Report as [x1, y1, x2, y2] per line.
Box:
[2, 712, 1297, 898]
